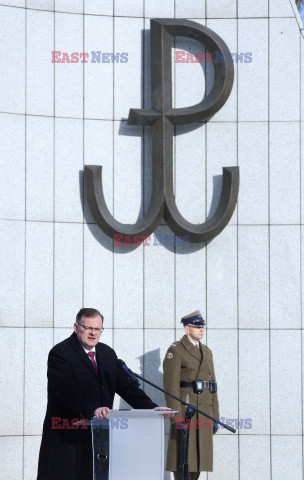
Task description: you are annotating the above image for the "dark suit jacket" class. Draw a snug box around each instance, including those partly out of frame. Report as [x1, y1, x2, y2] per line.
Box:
[37, 332, 157, 480]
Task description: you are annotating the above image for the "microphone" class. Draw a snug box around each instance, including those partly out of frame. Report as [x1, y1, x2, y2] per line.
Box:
[118, 359, 140, 385]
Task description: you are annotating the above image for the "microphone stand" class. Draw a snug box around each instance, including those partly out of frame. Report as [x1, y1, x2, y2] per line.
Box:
[120, 365, 236, 480]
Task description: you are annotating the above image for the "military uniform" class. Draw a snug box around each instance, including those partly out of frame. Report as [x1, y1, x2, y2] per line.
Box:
[163, 334, 219, 476]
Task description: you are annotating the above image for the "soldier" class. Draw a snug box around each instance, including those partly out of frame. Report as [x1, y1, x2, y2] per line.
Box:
[163, 310, 219, 480]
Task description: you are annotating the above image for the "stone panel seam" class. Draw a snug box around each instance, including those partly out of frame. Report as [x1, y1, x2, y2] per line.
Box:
[111, 3, 114, 342]
[142, 7, 146, 389]
[52, 0, 55, 338]
[23, 3, 27, 477]
[300, 18, 304, 473]
[82, 0, 85, 309]
[2, 111, 303, 123]
[0, 4, 298, 20]
[268, 3, 272, 478]
[236, 2, 240, 478]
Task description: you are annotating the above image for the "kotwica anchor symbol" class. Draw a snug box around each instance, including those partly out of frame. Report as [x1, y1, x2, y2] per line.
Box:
[85, 18, 239, 244]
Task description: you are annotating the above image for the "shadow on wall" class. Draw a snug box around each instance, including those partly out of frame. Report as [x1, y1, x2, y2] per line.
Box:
[118, 347, 166, 410]
[118, 348, 171, 479]
[80, 28, 223, 254]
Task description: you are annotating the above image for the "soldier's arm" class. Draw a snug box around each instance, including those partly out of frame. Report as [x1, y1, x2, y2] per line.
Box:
[210, 350, 219, 419]
[163, 346, 182, 423]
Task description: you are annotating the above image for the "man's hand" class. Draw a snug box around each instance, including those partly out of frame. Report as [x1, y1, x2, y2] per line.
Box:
[94, 407, 112, 419]
[153, 406, 175, 419]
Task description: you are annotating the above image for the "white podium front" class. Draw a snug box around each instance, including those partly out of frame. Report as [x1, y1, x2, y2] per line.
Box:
[90, 409, 174, 480]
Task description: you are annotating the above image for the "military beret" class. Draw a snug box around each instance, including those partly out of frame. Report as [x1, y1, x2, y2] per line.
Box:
[181, 310, 206, 327]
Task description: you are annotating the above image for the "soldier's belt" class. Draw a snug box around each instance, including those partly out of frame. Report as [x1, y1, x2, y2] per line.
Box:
[180, 380, 217, 394]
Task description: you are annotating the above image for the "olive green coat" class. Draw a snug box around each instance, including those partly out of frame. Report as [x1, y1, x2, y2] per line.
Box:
[163, 335, 219, 472]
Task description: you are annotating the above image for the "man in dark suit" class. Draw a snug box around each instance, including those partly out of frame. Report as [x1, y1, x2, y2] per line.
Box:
[37, 308, 166, 480]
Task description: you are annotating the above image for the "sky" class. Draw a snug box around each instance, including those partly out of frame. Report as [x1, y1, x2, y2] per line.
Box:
[296, 0, 304, 23]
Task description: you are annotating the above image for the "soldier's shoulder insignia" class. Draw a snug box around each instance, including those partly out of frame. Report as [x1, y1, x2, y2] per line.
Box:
[167, 352, 174, 359]
[171, 343, 177, 347]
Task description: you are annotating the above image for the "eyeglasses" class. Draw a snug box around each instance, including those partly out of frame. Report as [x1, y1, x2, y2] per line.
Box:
[78, 322, 104, 334]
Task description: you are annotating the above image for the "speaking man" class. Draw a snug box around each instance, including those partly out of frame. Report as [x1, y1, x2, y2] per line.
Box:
[163, 310, 219, 479]
[37, 308, 168, 480]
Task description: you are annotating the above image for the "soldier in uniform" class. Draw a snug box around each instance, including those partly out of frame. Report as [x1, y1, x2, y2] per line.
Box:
[163, 310, 219, 480]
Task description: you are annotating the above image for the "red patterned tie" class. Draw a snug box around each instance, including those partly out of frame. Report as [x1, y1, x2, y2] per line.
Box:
[87, 352, 98, 372]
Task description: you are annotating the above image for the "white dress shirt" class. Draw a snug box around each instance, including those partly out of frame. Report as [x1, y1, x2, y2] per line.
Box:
[82, 345, 98, 367]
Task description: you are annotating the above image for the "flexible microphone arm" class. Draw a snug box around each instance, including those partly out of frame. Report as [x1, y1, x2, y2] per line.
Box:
[117, 359, 236, 433]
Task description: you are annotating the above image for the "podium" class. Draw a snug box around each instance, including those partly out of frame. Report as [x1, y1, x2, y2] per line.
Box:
[89, 409, 174, 480]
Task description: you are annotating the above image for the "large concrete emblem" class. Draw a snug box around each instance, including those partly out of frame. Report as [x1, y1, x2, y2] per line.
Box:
[85, 19, 239, 244]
